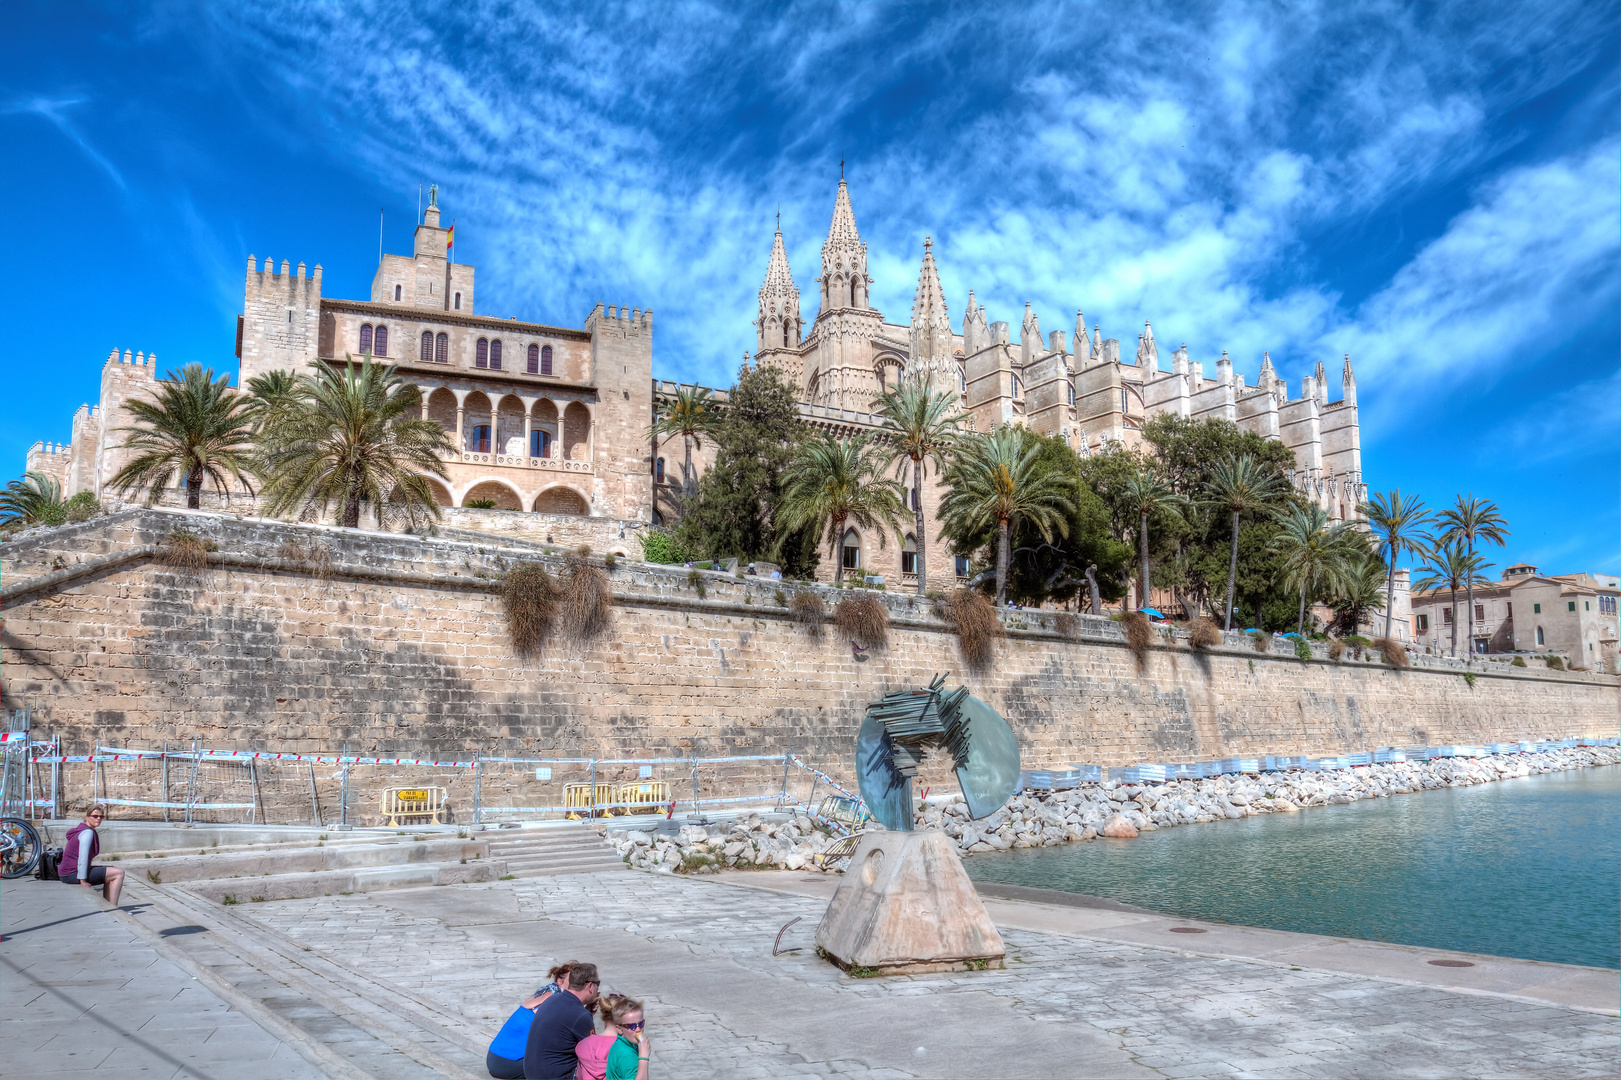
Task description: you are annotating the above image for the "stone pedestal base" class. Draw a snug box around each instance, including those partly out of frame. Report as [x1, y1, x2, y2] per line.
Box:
[814, 830, 1005, 975]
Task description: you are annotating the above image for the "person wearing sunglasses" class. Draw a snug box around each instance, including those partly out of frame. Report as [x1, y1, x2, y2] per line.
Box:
[576, 993, 651, 1080]
[59, 803, 124, 905]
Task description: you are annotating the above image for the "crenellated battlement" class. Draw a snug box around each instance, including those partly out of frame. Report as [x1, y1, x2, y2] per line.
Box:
[245, 254, 322, 288]
[586, 302, 653, 336]
[101, 348, 162, 375]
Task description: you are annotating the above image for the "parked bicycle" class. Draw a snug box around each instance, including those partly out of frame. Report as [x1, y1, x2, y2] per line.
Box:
[1, 817, 42, 878]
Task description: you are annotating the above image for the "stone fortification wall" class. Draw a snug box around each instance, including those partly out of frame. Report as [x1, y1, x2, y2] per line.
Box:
[3, 510, 1616, 785]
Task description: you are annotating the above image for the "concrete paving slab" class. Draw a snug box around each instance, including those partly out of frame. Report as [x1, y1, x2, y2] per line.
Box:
[1, 878, 328, 1080]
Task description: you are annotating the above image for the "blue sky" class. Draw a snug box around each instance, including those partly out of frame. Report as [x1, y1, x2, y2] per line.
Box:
[3, 1, 1616, 575]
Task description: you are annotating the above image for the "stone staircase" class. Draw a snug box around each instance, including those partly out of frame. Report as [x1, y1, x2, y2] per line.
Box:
[486, 823, 627, 878]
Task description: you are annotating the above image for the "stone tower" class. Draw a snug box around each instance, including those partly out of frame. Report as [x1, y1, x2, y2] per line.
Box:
[803, 179, 886, 408]
[753, 225, 803, 381]
[907, 237, 955, 396]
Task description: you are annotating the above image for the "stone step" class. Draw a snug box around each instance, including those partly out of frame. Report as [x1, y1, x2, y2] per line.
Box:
[501, 853, 626, 877]
[123, 837, 491, 882]
[178, 859, 508, 903]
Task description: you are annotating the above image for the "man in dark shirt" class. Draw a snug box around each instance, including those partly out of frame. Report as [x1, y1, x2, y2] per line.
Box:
[523, 961, 600, 1079]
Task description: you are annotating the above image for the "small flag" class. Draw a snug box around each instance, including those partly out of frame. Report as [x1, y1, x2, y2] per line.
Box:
[446, 224, 454, 250]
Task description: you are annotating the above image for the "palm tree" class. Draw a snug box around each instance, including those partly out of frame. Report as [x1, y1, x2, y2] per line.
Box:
[1328, 550, 1389, 636]
[1202, 454, 1288, 629]
[874, 376, 966, 596]
[1118, 468, 1183, 611]
[1268, 503, 1358, 634]
[1359, 489, 1431, 639]
[108, 363, 257, 510]
[258, 357, 455, 529]
[776, 431, 906, 586]
[939, 427, 1076, 606]
[1414, 540, 1495, 657]
[244, 369, 301, 433]
[1434, 496, 1510, 660]
[0, 471, 66, 528]
[648, 384, 716, 498]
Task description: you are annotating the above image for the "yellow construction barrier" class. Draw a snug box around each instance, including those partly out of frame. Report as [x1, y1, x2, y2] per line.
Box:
[382, 786, 447, 826]
[563, 782, 620, 818]
[615, 780, 670, 815]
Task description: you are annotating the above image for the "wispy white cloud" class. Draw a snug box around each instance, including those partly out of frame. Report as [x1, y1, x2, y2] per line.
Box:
[3, 95, 127, 190]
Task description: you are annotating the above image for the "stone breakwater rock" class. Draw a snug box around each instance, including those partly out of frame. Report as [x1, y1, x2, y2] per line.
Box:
[918, 745, 1621, 857]
[609, 812, 843, 874]
[1100, 814, 1139, 839]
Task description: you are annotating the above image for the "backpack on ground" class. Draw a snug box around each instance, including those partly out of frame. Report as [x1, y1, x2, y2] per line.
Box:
[35, 847, 62, 881]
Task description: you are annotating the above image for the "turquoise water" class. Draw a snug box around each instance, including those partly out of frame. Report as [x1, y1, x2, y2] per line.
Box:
[965, 764, 1621, 969]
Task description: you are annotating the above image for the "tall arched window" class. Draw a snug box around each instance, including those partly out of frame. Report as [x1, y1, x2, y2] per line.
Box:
[359, 324, 373, 354]
[373, 324, 388, 357]
[783, 319, 791, 347]
[1120, 388, 1129, 414]
[421, 331, 434, 362]
[655, 458, 665, 483]
[901, 534, 917, 576]
[489, 339, 502, 370]
[541, 345, 553, 375]
[435, 333, 448, 363]
[841, 528, 861, 572]
[1067, 382, 1076, 407]
[394, 284, 402, 301]
[476, 338, 489, 368]
[454, 292, 462, 310]
[527, 344, 540, 374]
[530, 430, 552, 459]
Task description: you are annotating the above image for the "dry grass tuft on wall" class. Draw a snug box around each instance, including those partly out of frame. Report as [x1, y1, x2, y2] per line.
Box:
[275, 539, 305, 563]
[1372, 636, 1410, 669]
[790, 591, 825, 638]
[306, 541, 335, 580]
[158, 530, 213, 577]
[935, 588, 1001, 669]
[559, 552, 613, 642]
[1250, 630, 1271, 653]
[1188, 617, 1222, 652]
[502, 563, 557, 655]
[1122, 611, 1152, 669]
[1053, 611, 1080, 639]
[1327, 637, 1346, 662]
[834, 593, 889, 651]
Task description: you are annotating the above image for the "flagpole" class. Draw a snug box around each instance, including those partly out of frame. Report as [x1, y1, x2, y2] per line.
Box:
[378, 208, 384, 265]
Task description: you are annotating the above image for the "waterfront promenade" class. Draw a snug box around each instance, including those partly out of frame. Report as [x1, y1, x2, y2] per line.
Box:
[3, 868, 1615, 1079]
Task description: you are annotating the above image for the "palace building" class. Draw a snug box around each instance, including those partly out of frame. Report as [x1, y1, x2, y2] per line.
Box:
[28, 180, 1368, 603]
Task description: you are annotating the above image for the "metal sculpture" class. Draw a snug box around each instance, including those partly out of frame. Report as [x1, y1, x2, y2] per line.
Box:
[854, 675, 1020, 832]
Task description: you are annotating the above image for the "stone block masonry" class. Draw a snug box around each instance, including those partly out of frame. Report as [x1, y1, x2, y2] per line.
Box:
[3, 509, 1616, 793]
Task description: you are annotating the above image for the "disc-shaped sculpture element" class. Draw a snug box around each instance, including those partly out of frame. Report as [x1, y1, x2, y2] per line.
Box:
[950, 695, 1020, 819]
[854, 679, 1019, 831]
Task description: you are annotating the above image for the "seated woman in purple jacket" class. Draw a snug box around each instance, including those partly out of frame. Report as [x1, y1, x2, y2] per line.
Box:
[60, 804, 124, 905]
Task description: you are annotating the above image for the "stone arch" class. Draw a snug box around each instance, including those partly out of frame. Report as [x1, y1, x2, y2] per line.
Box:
[874, 354, 904, 392]
[463, 391, 493, 452]
[462, 479, 522, 510]
[841, 527, 862, 574]
[427, 388, 457, 434]
[563, 401, 592, 461]
[422, 477, 453, 507]
[531, 399, 560, 459]
[533, 485, 589, 515]
[495, 394, 526, 456]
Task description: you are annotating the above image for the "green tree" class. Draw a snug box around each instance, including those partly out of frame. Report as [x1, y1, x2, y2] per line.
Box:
[258, 357, 454, 529]
[1268, 503, 1358, 634]
[940, 431, 1129, 609]
[1118, 468, 1183, 611]
[1414, 540, 1495, 657]
[244, 369, 301, 433]
[1202, 453, 1289, 629]
[109, 363, 257, 510]
[940, 427, 1076, 606]
[1359, 489, 1431, 639]
[1434, 496, 1510, 659]
[874, 377, 966, 595]
[0, 471, 67, 528]
[649, 384, 717, 498]
[776, 431, 905, 585]
[673, 362, 819, 576]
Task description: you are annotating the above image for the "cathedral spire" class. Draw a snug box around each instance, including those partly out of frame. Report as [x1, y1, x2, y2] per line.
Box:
[754, 223, 802, 372]
[1073, 310, 1087, 365]
[1136, 320, 1158, 371]
[908, 236, 954, 390]
[818, 178, 869, 312]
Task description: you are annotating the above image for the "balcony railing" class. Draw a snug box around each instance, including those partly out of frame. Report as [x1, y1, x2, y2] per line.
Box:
[450, 450, 591, 473]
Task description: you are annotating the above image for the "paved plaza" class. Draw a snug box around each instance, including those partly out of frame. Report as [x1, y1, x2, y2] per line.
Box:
[3, 868, 1617, 1079]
